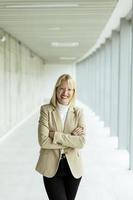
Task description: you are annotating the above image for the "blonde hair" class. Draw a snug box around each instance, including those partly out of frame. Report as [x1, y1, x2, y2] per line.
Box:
[50, 74, 76, 107]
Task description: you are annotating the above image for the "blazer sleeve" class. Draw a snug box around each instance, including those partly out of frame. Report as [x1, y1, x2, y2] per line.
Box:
[38, 105, 67, 149]
[53, 108, 86, 149]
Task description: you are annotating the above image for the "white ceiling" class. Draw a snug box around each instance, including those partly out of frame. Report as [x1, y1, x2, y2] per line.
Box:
[0, 0, 117, 64]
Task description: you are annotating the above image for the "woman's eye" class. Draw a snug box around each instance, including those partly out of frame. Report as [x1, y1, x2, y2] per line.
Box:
[58, 87, 73, 92]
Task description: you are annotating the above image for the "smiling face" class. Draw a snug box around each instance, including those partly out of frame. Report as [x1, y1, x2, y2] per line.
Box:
[56, 80, 74, 105]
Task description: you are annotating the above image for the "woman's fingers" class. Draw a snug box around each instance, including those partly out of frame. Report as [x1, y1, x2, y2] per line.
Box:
[73, 127, 83, 132]
[72, 127, 84, 135]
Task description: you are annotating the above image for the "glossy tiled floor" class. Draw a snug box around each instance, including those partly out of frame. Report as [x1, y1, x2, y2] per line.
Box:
[0, 104, 133, 200]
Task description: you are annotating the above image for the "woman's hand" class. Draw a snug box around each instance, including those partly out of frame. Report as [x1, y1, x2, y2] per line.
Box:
[71, 127, 84, 136]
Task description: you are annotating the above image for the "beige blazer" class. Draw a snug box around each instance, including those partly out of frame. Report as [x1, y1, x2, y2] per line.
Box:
[35, 103, 86, 178]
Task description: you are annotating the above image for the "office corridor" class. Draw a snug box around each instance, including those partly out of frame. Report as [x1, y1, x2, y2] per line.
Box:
[0, 102, 133, 200]
[0, 1, 133, 200]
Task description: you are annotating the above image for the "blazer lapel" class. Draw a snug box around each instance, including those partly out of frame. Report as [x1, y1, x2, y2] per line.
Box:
[63, 106, 74, 132]
[52, 108, 63, 131]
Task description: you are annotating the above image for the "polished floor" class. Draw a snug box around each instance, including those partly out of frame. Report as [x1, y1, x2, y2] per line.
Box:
[0, 103, 133, 200]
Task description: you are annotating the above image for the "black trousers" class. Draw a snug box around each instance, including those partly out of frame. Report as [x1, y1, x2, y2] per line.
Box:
[43, 157, 81, 200]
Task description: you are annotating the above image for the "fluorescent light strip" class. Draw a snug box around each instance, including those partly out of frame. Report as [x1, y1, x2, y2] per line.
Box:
[5, 4, 79, 8]
[51, 42, 79, 47]
[60, 56, 76, 60]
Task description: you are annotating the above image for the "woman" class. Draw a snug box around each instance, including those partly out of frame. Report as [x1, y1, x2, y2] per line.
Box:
[35, 74, 86, 200]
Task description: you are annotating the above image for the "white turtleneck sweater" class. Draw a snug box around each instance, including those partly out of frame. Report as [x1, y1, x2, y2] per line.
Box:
[56, 102, 69, 154]
[57, 102, 69, 127]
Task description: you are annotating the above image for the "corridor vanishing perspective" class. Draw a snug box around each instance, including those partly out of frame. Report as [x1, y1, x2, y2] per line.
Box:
[0, 0, 133, 200]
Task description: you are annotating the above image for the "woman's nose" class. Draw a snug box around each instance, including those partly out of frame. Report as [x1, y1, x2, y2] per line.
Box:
[62, 89, 68, 94]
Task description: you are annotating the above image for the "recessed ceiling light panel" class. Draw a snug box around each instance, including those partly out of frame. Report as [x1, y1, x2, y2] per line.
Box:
[60, 57, 77, 60]
[5, 3, 79, 8]
[51, 42, 79, 47]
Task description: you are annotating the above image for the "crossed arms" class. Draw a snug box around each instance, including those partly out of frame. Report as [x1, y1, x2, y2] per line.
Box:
[38, 106, 86, 149]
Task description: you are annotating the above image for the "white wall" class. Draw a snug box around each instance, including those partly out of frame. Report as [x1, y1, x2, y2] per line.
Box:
[0, 32, 47, 139]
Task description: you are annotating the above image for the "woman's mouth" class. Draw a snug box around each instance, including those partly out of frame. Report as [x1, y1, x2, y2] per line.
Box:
[61, 96, 68, 99]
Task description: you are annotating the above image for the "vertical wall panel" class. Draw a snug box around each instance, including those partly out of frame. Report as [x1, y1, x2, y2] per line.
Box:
[0, 38, 5, 133]
[91, 55, 95, 109]
[104, 39, 112, 127]
[95, 51, 100, 115]
[110, 31, 120, 136]
[100, 45, 105, 121]
[129, 16, 133, 169]
[4, 34, 11, 131]
[76, 60, 88, 104]
[118, 19, 132, 150]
